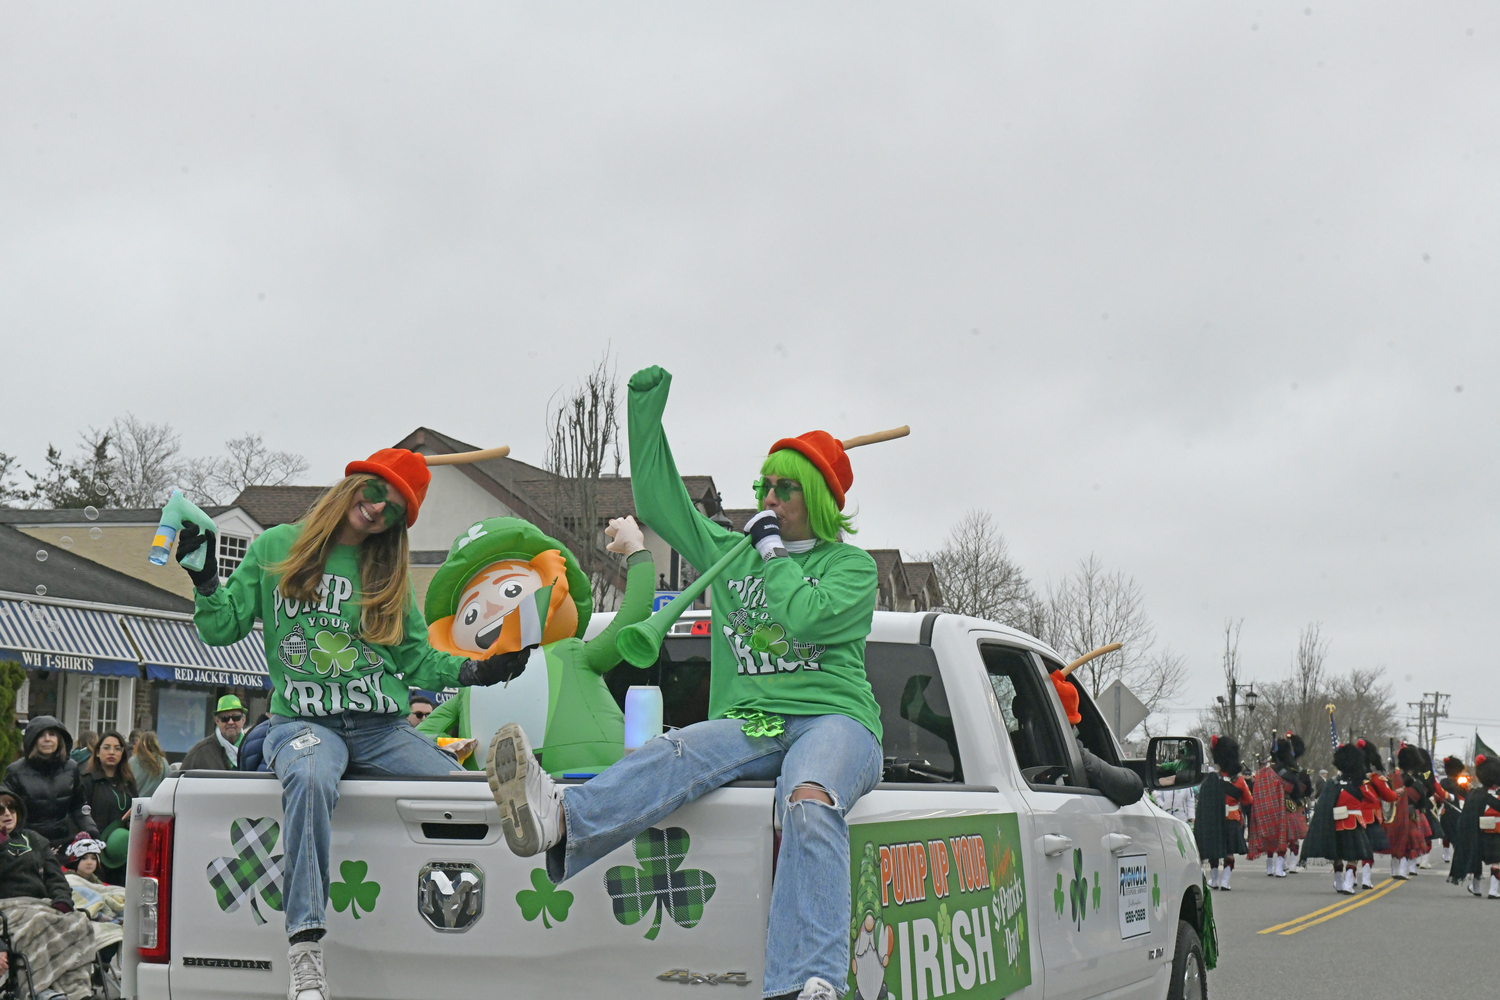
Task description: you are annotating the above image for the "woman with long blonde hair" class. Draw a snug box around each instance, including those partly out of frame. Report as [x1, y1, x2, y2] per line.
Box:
[176, 448, 521, 1000]
[126, 730, 169, 799]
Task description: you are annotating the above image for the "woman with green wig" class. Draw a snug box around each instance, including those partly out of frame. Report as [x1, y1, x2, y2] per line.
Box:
[488, 364, 882, 1000]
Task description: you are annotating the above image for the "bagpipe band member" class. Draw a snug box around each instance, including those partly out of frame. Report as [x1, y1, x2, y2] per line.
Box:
[1447, 755, 1500, 898]
[487, 366, 883, 1000]
[1299, 743, 1373, 894]
[1438, 755, 1469, 864]
[1249, 733, 1307, 878]
[183, 449, 519, 1000]
[1195, 735, 1251, 889]
[1386, 744, 1428, 880]
[1357, 739, 1397, 889]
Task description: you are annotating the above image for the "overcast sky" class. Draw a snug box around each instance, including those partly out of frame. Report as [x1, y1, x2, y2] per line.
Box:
[5, 3, 1497, 751]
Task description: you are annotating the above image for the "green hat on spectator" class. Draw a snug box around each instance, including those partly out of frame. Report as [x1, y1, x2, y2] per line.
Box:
[215, 695, 244, 716]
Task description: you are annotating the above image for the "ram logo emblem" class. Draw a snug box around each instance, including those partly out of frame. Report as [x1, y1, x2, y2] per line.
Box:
[418, 862, 484, 932]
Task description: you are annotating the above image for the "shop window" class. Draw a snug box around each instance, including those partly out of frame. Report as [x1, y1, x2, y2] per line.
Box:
[77, 678, 121, 735]
[219, 534, 250, 577]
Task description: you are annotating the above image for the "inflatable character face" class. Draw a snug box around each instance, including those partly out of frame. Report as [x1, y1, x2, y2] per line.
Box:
[451, 560, 546, 654]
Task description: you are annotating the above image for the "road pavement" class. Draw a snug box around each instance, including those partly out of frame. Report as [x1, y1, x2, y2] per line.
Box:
[1206, 849, 1495, 1000]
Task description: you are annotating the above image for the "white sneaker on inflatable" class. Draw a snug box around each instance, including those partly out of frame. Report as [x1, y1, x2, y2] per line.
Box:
[488, 723, 564, 857]
[796, 978, 839, 1000]
[287, 942, 326, 1000]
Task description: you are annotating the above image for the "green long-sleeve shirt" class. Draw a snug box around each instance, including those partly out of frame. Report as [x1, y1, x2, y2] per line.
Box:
[627, 366, 882, 740]
[194, 523, 467, 719]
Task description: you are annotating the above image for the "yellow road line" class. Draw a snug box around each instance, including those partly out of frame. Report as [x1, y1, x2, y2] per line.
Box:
[1278, 878, 1406, 935]
[1257, 879, 1394, 934]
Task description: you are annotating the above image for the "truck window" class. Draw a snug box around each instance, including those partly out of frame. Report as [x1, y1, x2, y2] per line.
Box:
[1037, 655, 1122, 766]
[605, 638, 962, 784]
[979, 642, 1076, 788]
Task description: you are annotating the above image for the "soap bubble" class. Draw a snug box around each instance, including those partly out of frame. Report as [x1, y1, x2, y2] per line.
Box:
[34, 585, 46, 596]
[84, 506, 99, 520]
[59, 536, 73, 548]
[35, 550, 47, 562]
[89, 527, 103, 540]
[45, 619, 60, 633]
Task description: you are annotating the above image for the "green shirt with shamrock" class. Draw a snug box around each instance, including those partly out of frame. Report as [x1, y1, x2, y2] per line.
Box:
[194, 523, 467, 719]
[628, 366, 882, 741]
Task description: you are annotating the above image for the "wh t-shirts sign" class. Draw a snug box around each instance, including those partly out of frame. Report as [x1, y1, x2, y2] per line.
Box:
[193, 523, 467, 719]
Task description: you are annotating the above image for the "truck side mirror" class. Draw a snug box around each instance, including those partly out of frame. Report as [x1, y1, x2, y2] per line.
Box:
[1146, 736, 1203, 789]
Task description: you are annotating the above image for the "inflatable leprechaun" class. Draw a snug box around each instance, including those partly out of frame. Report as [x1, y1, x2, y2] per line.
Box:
[418, 515, 656, 776]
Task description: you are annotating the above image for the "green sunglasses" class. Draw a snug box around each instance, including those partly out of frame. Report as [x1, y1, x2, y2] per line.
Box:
[752, 477, 803, 503]
[361, 481, 407, 527]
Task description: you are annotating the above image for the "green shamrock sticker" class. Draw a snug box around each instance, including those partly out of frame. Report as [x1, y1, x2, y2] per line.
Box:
[309, 630, 359, 677]
[329, 860, 380, 919]
[1068, 849, 1087, 930]
[1151, 873, 1161, 909]
[605, 827, 717, 940]
[1054, 872, 1065, 917]
[1091, 871, 1102, 911]
[937, 902, 952, 946]
[749, 623, 789, 657]
[516, 868, 573, 929]
[1175, 830, 1187, 858]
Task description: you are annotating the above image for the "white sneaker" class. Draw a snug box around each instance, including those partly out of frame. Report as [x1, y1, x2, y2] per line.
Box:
[287, 942, 326, 1000]
[1274, 855, 1287, 877]
[488, 723, 564, 857]
[796, 977, 839, 1000]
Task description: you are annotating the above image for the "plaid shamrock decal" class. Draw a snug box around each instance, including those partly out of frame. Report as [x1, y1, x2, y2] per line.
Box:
[604, 827, 717, 940]
[206, 817, 285, 925]
[309, 630, 360, 677]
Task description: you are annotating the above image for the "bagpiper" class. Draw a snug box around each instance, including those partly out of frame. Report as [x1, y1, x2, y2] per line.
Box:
[1357, 739, 1399, 889]
[1300, 742, 1373, 894]
[1438, 755, 1468, 865]
[1195, 735, 1252, 889]
[1249, 732, 1311, 877]
[1447, 754, 1500, 898]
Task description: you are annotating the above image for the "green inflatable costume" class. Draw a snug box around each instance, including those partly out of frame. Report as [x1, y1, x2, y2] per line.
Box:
[417, 516, 656, 777]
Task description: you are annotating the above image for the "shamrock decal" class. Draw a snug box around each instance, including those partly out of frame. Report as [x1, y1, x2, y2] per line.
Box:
[516, 868, 573, 928]
[1068, 849, 1087, 930]
[1091, 871, 1102, 911]
[1151, 873, 1161, 909]
[457, 523, 488, 549]
[605, 827, 717, 940]
[937, 902, 952, 947]
[1054, 873, 1065, 917]
[206, 818, 285, 925]
[309, 630, 359, 677]
[330, 860, 380, 919]
[1175, 830, 1187, 858]
[749, 622, 789, 658]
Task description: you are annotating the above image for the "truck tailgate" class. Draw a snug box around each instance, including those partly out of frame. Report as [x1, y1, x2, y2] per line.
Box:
[167, 773, 775, 999]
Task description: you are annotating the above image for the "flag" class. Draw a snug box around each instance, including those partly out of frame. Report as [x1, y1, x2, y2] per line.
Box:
[1476, 731, 1496, 761]
[1328, 707, 1339, 753]
[493, 585, 552, 652]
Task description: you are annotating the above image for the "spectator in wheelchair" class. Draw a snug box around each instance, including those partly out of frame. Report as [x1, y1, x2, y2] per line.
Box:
[0, 790, 98, 1000]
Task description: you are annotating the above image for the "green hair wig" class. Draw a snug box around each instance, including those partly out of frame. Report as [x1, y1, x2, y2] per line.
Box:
[759, 448, 855, 543]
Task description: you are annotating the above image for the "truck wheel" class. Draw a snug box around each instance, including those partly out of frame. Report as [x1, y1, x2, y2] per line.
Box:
[1166, 919, 1206, 1000]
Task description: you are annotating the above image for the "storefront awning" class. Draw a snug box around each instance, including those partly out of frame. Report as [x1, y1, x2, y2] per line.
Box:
[0, 597, 140, 678]
[121, 616, 271, 691]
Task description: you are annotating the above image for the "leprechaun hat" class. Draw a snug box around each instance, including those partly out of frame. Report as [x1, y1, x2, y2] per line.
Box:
[423, 517, 593, 639]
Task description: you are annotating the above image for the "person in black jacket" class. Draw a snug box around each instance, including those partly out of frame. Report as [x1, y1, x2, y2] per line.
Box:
[0, 789, 73, 909]
[80, 731, 137, 885]
[2, 716, 100, 850]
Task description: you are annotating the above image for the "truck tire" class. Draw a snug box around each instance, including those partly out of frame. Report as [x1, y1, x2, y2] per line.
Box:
[1166, 918, 1206, 1000]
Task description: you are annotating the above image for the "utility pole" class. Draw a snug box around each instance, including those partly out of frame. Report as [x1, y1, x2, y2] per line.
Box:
[1408, 698, 1427, 748]
[1424, 691, 1449, 757]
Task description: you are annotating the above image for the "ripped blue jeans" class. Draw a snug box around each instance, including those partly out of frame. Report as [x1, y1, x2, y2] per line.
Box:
[547, 713, 882, 998]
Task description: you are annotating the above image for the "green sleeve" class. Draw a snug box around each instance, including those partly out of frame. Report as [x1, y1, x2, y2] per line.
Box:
[762, 547, 877, 644]
[583, 549, 657, 674]
[193, 530, 269, 646]
[388, 582, 469, 690]
[627, 365, 740, 573]
[417, 693, 465, 738]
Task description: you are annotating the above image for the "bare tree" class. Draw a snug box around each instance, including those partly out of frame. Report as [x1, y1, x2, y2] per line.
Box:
[922, 510, 1033, 627]
[1039, 553, 1187, 716]
[108, 414, 183, 507]
[0, 453, 25, 506]
[545, 350, 624, 610]
[182, 433, 310, 504]
[25, 431, 116, 508]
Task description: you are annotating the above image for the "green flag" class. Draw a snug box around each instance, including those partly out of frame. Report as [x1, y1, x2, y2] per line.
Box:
[1475, 731, 1496, 760]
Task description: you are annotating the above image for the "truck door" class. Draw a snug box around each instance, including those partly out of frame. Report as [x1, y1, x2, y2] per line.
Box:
[975, 640, 1157, 1000]
[1042, 655, 1173, 994]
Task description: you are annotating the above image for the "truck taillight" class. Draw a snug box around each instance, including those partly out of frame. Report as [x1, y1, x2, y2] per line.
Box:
[138, 816, 174, 963]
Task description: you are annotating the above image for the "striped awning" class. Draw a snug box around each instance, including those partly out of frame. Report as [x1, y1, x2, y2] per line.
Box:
[121, 616, 271, 691]
[0, 597, 139, 677]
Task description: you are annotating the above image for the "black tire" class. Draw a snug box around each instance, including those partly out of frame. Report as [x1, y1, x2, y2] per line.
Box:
[1167, 918, 1207, 1000]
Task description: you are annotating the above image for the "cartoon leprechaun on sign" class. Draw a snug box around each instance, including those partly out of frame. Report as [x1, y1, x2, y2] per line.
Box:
[418, 515, 657, 776]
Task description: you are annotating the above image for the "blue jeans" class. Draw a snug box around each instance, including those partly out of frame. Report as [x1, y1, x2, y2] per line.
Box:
[265, 712, 457, 936]
[548, 714, 882, 998]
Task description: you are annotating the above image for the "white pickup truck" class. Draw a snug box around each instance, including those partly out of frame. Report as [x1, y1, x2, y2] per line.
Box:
[124, 610, 1214, 1000]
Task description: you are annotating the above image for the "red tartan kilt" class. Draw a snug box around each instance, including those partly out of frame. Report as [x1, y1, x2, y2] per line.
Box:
[1287, 810, 1308, 839]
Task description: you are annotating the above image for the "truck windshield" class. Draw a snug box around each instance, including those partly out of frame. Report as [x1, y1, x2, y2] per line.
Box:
[604, 638, 961, 784]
